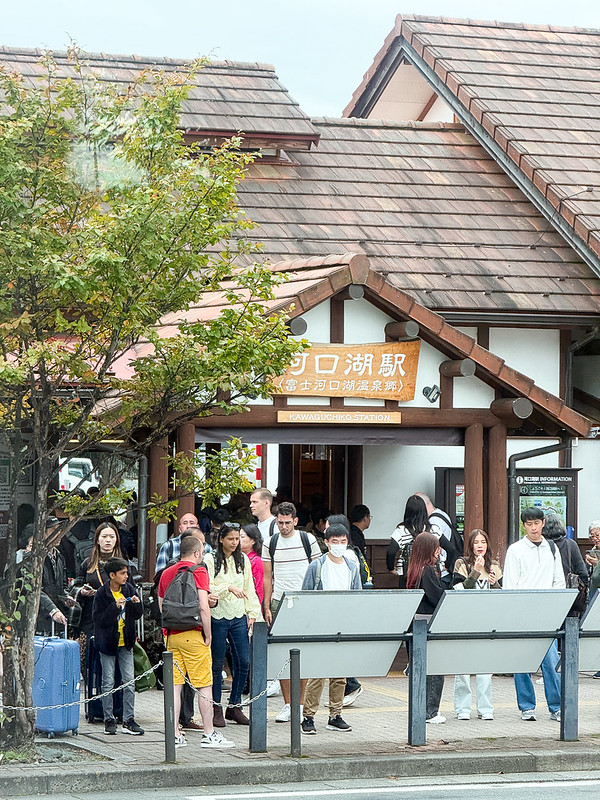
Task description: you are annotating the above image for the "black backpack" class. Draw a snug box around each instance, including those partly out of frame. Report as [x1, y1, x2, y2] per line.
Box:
[352, 545, 373, 588]
[268, 530, 313, 565]
[160, 564, 205, 631]
[430, 511, 464, 573]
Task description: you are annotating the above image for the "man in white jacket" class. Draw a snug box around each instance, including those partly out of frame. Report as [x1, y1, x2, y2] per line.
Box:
[503, 506, 566, 722]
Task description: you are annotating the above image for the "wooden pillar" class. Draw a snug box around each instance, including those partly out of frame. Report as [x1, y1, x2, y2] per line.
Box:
[176, 422, 196, 520]
[347, 445, 363, 512]
[148, 436, 169, 575]
[464, 423, 484, 534]
[487, 423, 508, 562]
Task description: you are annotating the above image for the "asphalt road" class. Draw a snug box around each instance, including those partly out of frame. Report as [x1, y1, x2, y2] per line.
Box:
[13, 773, 600, 800]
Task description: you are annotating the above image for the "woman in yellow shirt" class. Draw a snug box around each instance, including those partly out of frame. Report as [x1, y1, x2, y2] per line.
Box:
[204, 523, 262, 726]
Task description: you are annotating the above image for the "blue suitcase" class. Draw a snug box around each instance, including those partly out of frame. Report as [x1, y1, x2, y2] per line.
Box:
[33, 625, 80, 737]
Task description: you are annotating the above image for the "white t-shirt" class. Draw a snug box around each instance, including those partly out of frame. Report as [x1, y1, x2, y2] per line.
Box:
[321, 557, 352, 591]
[257, 515, 276, 539]
[262, 530, 321, 601]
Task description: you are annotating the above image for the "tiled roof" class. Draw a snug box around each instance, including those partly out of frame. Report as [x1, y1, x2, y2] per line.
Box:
[234, 117, 600, 314]
[344, 15, 600, 275]
[173, 253, 591, 437]
[0, 46, 319, 149]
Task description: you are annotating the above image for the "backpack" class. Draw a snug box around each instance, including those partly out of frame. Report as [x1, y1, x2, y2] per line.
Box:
[430, 511, 464, 572]
[352, 546, 373, 588]
[160, 564, 205, 631]
[73, 538, 94, 573]
[398, 538, 414, 580]
[268, 530, 313, 565]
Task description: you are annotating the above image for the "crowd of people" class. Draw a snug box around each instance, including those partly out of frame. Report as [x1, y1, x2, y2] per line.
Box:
[17, 484, 600, 746]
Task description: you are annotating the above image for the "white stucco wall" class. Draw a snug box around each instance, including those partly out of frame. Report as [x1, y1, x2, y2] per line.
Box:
[572, 438, 600, 538]
[489, 328, 560, 396]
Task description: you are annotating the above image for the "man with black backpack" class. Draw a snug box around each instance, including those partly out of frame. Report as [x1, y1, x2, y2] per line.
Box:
[262, 502, 321, 722]
[416, 492, 463, 587]
[157, 535, 234, 750]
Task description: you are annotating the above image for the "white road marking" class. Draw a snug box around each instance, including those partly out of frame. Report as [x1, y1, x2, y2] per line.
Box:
[190, 778, 600, 800]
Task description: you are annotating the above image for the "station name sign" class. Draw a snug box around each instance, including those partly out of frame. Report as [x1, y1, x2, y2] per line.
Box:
[273, 341, 420, 401]
[277, 411, 403, 425]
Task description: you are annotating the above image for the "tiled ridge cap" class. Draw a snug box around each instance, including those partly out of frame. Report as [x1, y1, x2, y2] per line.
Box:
[313, 116, 465, 131]
[0, 45, 277, 73]
[397, 13, 600, 35]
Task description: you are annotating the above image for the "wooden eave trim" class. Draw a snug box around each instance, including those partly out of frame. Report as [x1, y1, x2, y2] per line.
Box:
[183, 129, 320, 150]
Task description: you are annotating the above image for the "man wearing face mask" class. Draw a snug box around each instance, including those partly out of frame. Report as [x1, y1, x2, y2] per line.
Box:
[299, 523, 362, 735]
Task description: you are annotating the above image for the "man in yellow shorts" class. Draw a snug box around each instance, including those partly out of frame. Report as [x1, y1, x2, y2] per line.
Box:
[158, 535, 234, 749]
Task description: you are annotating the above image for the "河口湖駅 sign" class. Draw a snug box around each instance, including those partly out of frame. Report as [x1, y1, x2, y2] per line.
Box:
[273, 342, 420, 402]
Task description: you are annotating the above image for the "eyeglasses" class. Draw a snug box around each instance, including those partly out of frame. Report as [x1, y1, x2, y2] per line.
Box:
[222, 523, 240, 531]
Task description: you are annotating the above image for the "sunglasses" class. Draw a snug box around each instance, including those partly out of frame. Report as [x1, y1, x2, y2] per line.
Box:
[221, 523, 240, 531]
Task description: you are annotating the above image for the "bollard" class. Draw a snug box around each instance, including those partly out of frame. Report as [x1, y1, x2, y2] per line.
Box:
[408, 619, 427, 746]
[289, 648, 301, 757]
[561, 617, 579, 742]
[249, 621, 268, 753]
[162, 651, 176, 764]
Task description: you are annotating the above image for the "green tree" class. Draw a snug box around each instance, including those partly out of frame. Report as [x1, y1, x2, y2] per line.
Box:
[0, 48, 302, 748]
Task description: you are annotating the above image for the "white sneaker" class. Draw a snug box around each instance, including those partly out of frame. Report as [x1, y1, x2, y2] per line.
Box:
[456, 712, 470, 720]
[426, 713, 446, 724]
[342, 686, 364, 707]
[478, 713, 494, 721]
[175, 734, 187, 748]
[200, 730, 235, 748]
[267, 679, 281, 697]
[275, 703, 291, 723]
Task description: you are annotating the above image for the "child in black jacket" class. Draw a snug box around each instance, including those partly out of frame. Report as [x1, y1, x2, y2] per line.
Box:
[92, 557, 144, 735]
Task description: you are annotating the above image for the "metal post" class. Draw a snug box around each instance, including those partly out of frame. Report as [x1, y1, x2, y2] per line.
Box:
[138, 455, 148, 575]
[408, 619, 427, 746]
[561, 618, 579, 742]
[289, 648, 301, 757]
[249, 621, 268, 753]
[162, 651, 176, 763]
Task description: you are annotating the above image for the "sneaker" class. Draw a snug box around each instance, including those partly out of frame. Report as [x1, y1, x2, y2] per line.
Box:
[200, 730, 235, 749]
[275, 703, 291, 723]
[104, 718, 117, 735]
[175, 734, 187, 748]
[535, 677, 544, 685]
[593, 672, 600, 679]
[122, 718, 145, 735]
[426, 713, 446, 724]
[181, 719, 203, 731]
[301, 716, 317, 735]
[326, 715, 352, 732]
[550, 710, 561, 721]
[457, 712, 471, 720]
[267, 679, 281, 697]
[225, 706, 250, 726]
[478, 713, 494, 721]
[521, 709, 536, 721]
[342, 686, 363, 708]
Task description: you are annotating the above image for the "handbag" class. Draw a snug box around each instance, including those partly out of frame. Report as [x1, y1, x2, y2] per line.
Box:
[566, 545, 587, 615]
[133, 641, 156, 692]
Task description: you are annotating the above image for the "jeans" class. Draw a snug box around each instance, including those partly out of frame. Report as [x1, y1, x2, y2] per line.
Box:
[454, 674, 493, 717]
[426, 675, 444, 719]
[100, 647, 135, 722]
[514, 639, 561, 714]
[211, 615, 250, 706]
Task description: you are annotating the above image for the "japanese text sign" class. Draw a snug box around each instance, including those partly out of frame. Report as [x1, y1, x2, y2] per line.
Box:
[273, 341, 420, 401]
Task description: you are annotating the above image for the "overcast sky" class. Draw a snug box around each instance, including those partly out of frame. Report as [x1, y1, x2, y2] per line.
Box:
[3, 1, 600, 116]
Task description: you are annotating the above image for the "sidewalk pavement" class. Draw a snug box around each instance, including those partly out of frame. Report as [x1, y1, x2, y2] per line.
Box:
[3, 669, 600, 796]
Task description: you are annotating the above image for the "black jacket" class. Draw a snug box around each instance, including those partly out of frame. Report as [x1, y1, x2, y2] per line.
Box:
[92, 581, 142, 655]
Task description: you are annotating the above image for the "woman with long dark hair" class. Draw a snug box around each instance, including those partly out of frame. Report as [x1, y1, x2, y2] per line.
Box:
[204, 522, 262, 727]
[387, 495, 431, 587]
[452, 529, 502, 721]
[239, 523, 264, 606]
[406, 532, 446, 724]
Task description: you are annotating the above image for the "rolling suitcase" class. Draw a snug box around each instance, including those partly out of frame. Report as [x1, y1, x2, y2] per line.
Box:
[33, 622, 80, 737]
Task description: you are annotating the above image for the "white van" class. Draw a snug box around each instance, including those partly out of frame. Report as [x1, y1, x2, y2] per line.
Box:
[58, 457, 97, 493]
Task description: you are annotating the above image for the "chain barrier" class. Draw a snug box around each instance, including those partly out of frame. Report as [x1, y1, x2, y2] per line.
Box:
[172, 656, 291, 708]
[0, 661, 163, 713]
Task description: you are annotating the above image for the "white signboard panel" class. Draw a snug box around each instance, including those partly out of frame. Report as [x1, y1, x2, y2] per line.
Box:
[427, 590, 576, 675]
[268, 590, 422, 679]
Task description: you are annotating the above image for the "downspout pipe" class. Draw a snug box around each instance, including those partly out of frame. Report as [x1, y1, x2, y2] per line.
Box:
[137, 454, 148, 577]
[507, 438, 572, 546]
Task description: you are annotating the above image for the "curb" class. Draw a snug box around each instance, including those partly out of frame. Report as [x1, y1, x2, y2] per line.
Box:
[2, 746, 600, 796]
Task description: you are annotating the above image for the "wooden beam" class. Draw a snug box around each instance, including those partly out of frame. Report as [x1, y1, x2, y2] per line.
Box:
[335, 285, 365, 301]
[490, 397, 534, 424]
[347, 445, 363, 511]
[384, 320, 420, 340]
[175, 422, 196, 520]
[417, 91, 438, 122]
[487, 424, 508, 562]
[439, 374, 453, 410]
[464, 423, 484, 534]
[439, 358, 476, 378]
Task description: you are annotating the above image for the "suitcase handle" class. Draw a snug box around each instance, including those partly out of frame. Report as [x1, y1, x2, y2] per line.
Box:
[50, 619, 68, 638]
